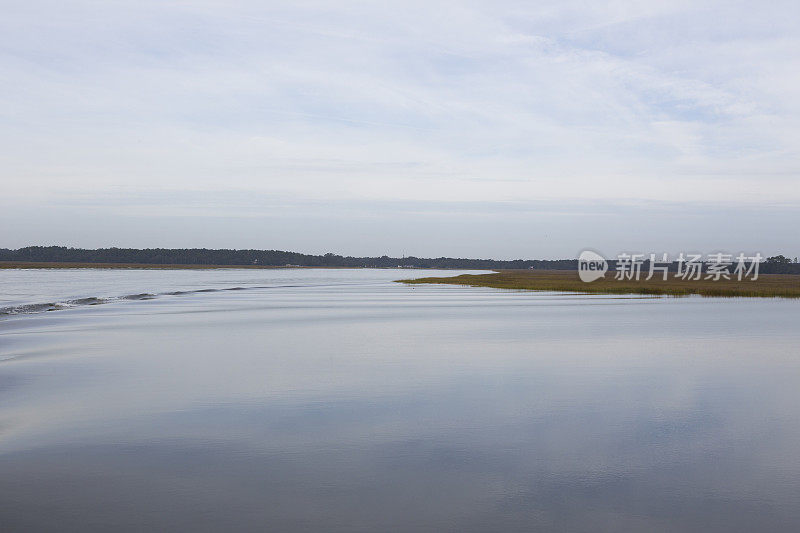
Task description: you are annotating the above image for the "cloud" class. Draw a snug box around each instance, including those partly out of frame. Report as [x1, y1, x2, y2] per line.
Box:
[1, 1, 799, 252]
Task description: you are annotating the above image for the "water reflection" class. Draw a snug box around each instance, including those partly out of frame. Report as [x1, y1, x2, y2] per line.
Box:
[1, 270, 799, 531]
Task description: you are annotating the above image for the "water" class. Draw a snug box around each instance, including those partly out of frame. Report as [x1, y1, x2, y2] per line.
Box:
[0, 268, 407, 315]
[1, 268, 800, 532]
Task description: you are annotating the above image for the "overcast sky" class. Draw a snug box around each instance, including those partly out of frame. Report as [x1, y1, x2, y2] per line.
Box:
[2, 1, 798, 258]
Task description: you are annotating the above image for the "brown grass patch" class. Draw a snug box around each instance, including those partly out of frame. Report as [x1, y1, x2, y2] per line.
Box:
[399, 270, 800, 298]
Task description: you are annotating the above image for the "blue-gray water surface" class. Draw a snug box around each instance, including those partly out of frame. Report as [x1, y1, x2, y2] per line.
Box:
[1, 268, 800, 532]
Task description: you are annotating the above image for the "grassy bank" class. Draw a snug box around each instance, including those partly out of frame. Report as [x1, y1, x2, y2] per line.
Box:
[398, 270, 800, 298]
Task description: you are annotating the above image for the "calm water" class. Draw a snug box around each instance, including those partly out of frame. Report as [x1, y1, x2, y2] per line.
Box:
[1, 268, 800, 532]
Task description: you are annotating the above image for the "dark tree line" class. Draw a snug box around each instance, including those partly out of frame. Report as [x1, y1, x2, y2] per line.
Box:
[0, 246, 577, 270]
[1, 246, 798, 274]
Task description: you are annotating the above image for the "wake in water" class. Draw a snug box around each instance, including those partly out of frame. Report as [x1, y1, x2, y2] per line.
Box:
[0, 285, 288, 317]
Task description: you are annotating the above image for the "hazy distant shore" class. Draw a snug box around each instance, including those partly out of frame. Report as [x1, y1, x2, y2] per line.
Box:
[0, 261, 301, 270]
[0, 261, 437, 270]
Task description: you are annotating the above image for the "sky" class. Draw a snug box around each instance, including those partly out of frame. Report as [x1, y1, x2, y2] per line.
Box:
[1, 1, 799, 259]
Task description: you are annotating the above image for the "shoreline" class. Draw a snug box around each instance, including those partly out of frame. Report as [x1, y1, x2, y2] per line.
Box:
[398, 270, 800, 298]
[0, 261, 471, 271]
[0, 261, 295, 270]
[0, 262, 385, 270]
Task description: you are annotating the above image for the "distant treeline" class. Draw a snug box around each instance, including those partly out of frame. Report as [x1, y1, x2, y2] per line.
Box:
[1, 247, 799, 274]
[0, 246, 576, 270]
